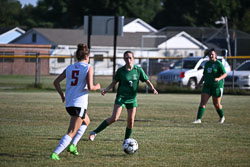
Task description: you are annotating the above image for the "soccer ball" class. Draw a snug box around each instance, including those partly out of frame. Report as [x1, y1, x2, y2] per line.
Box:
[122, 138, 138, 154]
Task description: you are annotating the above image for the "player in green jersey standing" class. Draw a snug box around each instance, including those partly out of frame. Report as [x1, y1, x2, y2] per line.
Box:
[193, 48, 227, 124]
[89, 51, 158, 142]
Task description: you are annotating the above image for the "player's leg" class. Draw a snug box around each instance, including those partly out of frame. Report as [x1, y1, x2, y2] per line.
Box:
[107, 104, 123, 124]
[89, 104, 123, 141]
[212, 88, 225, 123]
[72, 114, 89, 145]
[71, 98, 89, 146]
[193, 93, 210, 123]
[50, 116, 82, 160]
[69, 114, 90, 155]
[67, 116, 83, 137]
[125, 107, 136, 139]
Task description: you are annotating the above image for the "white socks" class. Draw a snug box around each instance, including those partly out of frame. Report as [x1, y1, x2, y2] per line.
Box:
[53, 123, 87, 155]
[54, 134, 72, 155]
[72, 123, 87, 145]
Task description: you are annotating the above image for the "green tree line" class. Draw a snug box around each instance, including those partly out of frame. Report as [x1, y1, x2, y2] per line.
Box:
[1, 0, 250, 33]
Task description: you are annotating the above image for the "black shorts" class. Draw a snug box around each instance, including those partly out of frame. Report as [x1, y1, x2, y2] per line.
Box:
[66, 107, 86, 119]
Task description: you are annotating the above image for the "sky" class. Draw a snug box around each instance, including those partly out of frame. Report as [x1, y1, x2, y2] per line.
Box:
[18, 0, 38, 7]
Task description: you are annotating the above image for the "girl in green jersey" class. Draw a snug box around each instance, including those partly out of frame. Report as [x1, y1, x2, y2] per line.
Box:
[89, 51, 158, 142]
[193, 48, 227, 124]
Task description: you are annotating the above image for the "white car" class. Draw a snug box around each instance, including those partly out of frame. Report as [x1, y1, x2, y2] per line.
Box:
[157, 56, 231, 89]
[224, 60, 250, 90]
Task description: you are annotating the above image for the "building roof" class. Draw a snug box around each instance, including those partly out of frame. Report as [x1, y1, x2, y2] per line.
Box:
[12, 27, 208, 52]
[158, 26, 250, 55]
[123, 18, 157, 33]
[12, 28, 158, 48]
[158, 26, 250, 40]
[11, 25, 250, 55]
[0, 27, 25, 44]
[75, 17, 157, 33]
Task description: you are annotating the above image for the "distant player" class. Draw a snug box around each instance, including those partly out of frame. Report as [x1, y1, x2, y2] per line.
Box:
[89, 51, 158, 142]
[193, 48, 227, 124]
[50, 43, 101, 160]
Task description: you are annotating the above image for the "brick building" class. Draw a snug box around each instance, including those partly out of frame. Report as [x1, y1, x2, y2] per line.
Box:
[0, 44, 51, 75]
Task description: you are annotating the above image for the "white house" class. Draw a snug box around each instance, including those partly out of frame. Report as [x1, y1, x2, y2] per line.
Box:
[158, 31, 208, 57]
[10, 18, 208, 75]
[123, 18, 157, 33]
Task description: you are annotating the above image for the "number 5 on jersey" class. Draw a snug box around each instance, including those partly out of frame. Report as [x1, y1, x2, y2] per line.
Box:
[71, 70, 79, 86]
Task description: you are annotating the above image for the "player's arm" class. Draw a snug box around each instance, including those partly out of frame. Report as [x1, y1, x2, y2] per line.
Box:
[215, 73, 227, 82]
[215, 64, 227, 82]
[101, 80, 118, 96]
[54, 70, 66, 103]
[146, 80, 158, 94]
[196, 75, 204, 89]
[87, 66, 101, 91]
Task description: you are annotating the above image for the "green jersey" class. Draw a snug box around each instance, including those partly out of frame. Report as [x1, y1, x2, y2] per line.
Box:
[114, 65, 148, 99]
[203, 60, 226, 88]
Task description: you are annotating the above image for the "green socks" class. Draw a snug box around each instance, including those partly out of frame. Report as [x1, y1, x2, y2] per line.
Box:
[197, 107, 224, 120]
[93, 121, 133, 140]
[125, 127, 132, 139]
[216, 108, 224, 118]
[197, 107, 205, 120]
[94, 120, 109, 133]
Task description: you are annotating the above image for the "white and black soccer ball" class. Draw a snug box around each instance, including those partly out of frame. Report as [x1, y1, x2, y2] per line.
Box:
[122, 138, 138, 154]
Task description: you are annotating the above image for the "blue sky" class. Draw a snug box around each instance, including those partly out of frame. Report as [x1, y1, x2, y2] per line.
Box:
[18, 0, 38, 7]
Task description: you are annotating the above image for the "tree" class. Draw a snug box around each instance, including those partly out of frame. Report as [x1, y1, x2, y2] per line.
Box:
[31, 0, 162, 28]
[1, 0, 250, 34]
[152, 0, 247, 30]
[0, 0, 22, 27]
[240, 8, 250, 33]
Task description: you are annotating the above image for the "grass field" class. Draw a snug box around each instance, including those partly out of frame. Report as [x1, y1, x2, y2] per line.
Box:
[0, 90, 250, 167]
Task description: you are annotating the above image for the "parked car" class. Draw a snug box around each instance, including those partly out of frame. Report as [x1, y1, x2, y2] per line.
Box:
[141, 59, 174, 75]
[157, 56, 231, 89]
[224, 60, 250, 90]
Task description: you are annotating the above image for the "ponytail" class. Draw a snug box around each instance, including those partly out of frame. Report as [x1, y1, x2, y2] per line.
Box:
[76, 43, 90, 61]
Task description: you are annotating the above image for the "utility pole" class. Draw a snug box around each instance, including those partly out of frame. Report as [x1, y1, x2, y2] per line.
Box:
[215, 16, 231, 57]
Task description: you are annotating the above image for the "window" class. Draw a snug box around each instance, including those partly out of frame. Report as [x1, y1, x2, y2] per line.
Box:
[199, 60, 208, 69]
[183, 60, 198, 69]
[57, 58, 65, 63]
[25, 52, 37, 62]
[94, 54, 103, 62]
[0, 52, 14, 62]
[237, 62, 250, 71]
[173, 59, 198, 69]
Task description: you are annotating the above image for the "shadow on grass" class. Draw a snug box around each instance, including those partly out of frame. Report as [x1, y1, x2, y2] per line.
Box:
[0, 153, 35, 158]
[100, 153, 126, 157]
[47, 137, 61, 141]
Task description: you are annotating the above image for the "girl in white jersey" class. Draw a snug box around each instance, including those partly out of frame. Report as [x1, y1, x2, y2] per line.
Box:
[50, 43, 101, 160]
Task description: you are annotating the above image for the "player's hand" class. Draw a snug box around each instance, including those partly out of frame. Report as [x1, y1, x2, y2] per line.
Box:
[153, 88, 158, 95]
[61, 94, 65, 103]
[195, 84, 202, 89]
[214, 78, 220, 82]
[95, 83, 101, 90]
[101, 89, 107, 96]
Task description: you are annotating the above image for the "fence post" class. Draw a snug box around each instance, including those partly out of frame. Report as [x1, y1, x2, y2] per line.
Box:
[34, 52, 40, 88]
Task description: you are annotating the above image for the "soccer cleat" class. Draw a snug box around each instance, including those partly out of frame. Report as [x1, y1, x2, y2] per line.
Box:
[68, 144, 79, 156]
[192, 119, 201, 124]
[219, 116, 225, 124]
[50, 152, 60, 160]
[89, 131, 97, 141]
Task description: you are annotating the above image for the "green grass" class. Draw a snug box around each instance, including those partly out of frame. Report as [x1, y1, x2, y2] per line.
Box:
[0, 75, 113, 91]
[0, 91, 250, 167]
[1, 75, 250, 95]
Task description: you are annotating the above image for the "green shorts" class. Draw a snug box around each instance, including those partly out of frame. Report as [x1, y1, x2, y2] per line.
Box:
[115, 96, 138, 109]
[202, 85, 224, 97]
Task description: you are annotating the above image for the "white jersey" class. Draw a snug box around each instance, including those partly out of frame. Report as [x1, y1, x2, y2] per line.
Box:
[65, 62, 90, 108]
